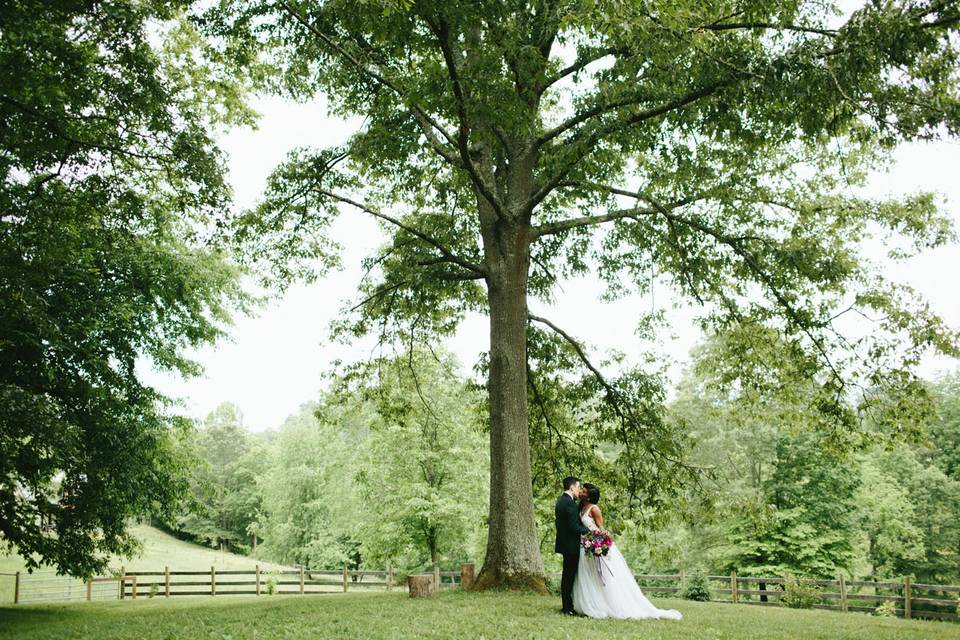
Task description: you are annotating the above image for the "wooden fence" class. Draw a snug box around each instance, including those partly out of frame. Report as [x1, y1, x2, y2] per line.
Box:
[111, 565, 460, 599]
[8, 566, 959, 622]
[553, 572, 958, 622]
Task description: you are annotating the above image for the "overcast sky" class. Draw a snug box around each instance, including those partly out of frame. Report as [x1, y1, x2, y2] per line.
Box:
[140, 93, 960, 432]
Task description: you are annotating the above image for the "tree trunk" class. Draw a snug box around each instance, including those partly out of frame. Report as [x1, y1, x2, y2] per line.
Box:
[474, 219, 546, 591]
[407, 575, 435, 598]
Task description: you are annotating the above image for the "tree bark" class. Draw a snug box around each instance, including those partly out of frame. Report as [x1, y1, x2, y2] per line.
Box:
[474, 217, 546, 591]
[408, 574, 435, 598]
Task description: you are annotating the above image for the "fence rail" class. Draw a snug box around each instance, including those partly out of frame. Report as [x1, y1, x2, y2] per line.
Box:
[7, 565, 462, 604]
[533, 570, 957, 622]
[591, 571, 958, 622]
[7, 566, 959, 622]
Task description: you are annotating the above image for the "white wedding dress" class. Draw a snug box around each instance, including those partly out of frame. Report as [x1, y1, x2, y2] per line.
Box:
[572, 510, 682, 620]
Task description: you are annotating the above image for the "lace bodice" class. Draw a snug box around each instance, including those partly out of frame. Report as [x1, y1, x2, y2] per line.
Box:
[581, 509, 599, 531]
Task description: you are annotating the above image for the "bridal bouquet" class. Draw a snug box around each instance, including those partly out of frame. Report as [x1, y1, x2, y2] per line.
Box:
[580, 529, 614, 557]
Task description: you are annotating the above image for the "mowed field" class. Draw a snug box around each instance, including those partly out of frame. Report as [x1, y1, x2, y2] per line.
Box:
[0, 525, 290, 604]
[2, 590, 959, 640]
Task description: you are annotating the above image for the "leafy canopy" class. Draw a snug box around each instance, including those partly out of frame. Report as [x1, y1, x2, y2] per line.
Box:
[205, 1, 960, 512]
[0, 1, 251, 576]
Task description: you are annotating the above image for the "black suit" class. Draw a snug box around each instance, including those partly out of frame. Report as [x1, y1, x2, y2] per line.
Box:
[555, 492, 590, 613]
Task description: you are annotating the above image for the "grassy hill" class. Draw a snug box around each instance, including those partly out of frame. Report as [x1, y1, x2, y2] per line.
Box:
[2, 590, 957, 640]
[0, 525, 289, 603]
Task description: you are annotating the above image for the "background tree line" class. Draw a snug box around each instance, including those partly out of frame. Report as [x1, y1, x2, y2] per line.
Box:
[163, 349, 489, 577]
[165, 341, 960, 585]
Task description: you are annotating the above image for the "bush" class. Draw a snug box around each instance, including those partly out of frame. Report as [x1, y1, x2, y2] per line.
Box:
[780, 574, 821, 609]
[266, 575, 278, 595]
[874, 600, 897, 617]
[681, 569, 712, 601]
[149, 582, 160, 599]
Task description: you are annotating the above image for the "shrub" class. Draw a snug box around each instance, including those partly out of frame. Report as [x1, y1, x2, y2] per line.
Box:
[266, 575, 278, 595]
[149, 582, 160, 599]
[780, 574, 821, 609]
[874, 600, 897, 617]
[681, 569, 712, 601]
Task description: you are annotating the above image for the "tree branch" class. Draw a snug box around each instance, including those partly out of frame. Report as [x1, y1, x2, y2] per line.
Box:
[698, 22, 838, 37]
[639, 196, 846, 386]
[276, 1, 460, 161]
[539, 46, 624, 94]
[531, 206, 658, 239]
[527, 313, 686, 497]
[410, 110, 463, 166]
[526, 79, 737, 214]
[536, 77, 735, 148]
[526, 363, 583, 466]
[318, 189, 487, 277]
[418, 12, 509, 219]
[530, 181, 703, 239]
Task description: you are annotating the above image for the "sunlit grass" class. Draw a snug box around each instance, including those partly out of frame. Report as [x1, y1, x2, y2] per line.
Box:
[2, 589, 957, 640]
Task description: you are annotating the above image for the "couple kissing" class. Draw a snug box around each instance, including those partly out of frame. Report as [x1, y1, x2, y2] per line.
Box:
[554, 476, 682, 621]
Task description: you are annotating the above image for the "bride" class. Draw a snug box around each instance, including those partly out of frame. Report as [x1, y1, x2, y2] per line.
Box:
[572, 483, 682, 620]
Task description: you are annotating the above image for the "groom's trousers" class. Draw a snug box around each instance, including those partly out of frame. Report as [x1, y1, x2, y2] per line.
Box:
[560, 552, 580, 612]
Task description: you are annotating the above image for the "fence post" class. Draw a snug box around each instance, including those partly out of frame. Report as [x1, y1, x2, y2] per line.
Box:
[131, 576, 137, 600]
[256, 564, 261, 596]
[343, 566, 348, 592]
[903, 576, 912, 619]
[730, 570, 738, 604]
[299, 566, 305, 595]
[120, 566, 125, 600]
[211, 566, 216, 596]
[434, 565, 441, 590]
[13, 571, 19, 605]
[87, 578, 92, 601]
[460, 563, 475, 589]
[679, 570, 685, 594]
[387, 562, 393, 591]
[839, 574, 847, 612]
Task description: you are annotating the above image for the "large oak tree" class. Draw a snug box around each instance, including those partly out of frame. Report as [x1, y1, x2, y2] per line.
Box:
[207, 1, 960, 589]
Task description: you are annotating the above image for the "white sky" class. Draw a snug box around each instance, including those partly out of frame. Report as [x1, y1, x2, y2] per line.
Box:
[141, 94, 960, 432]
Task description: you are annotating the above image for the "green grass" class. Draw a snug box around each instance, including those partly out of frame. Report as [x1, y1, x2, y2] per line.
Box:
[1, 590, 957, 640]
[0, 525, 290, 604]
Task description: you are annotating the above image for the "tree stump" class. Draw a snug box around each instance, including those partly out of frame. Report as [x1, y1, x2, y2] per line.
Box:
[407, 574, 435, 598]
[460, 563, 475, 589]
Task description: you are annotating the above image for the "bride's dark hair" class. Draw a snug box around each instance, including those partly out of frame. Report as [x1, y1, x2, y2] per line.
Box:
[582, 483, 600, 505]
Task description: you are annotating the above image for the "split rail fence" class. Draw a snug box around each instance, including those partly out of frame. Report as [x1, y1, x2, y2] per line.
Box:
[5, 565, 460, 604]
[580, 572, 959, 622]
[6, 568, 958, 622]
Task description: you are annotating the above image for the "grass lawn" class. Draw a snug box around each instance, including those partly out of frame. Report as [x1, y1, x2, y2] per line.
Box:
[1, 590, 957, 640]
[0, 525, 290, 604]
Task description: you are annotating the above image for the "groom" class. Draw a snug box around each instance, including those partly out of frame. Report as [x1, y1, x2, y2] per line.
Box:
[555, 475, 590, 616]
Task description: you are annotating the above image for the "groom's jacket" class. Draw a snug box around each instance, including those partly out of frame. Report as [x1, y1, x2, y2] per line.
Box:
[555, 493, 590, 555]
